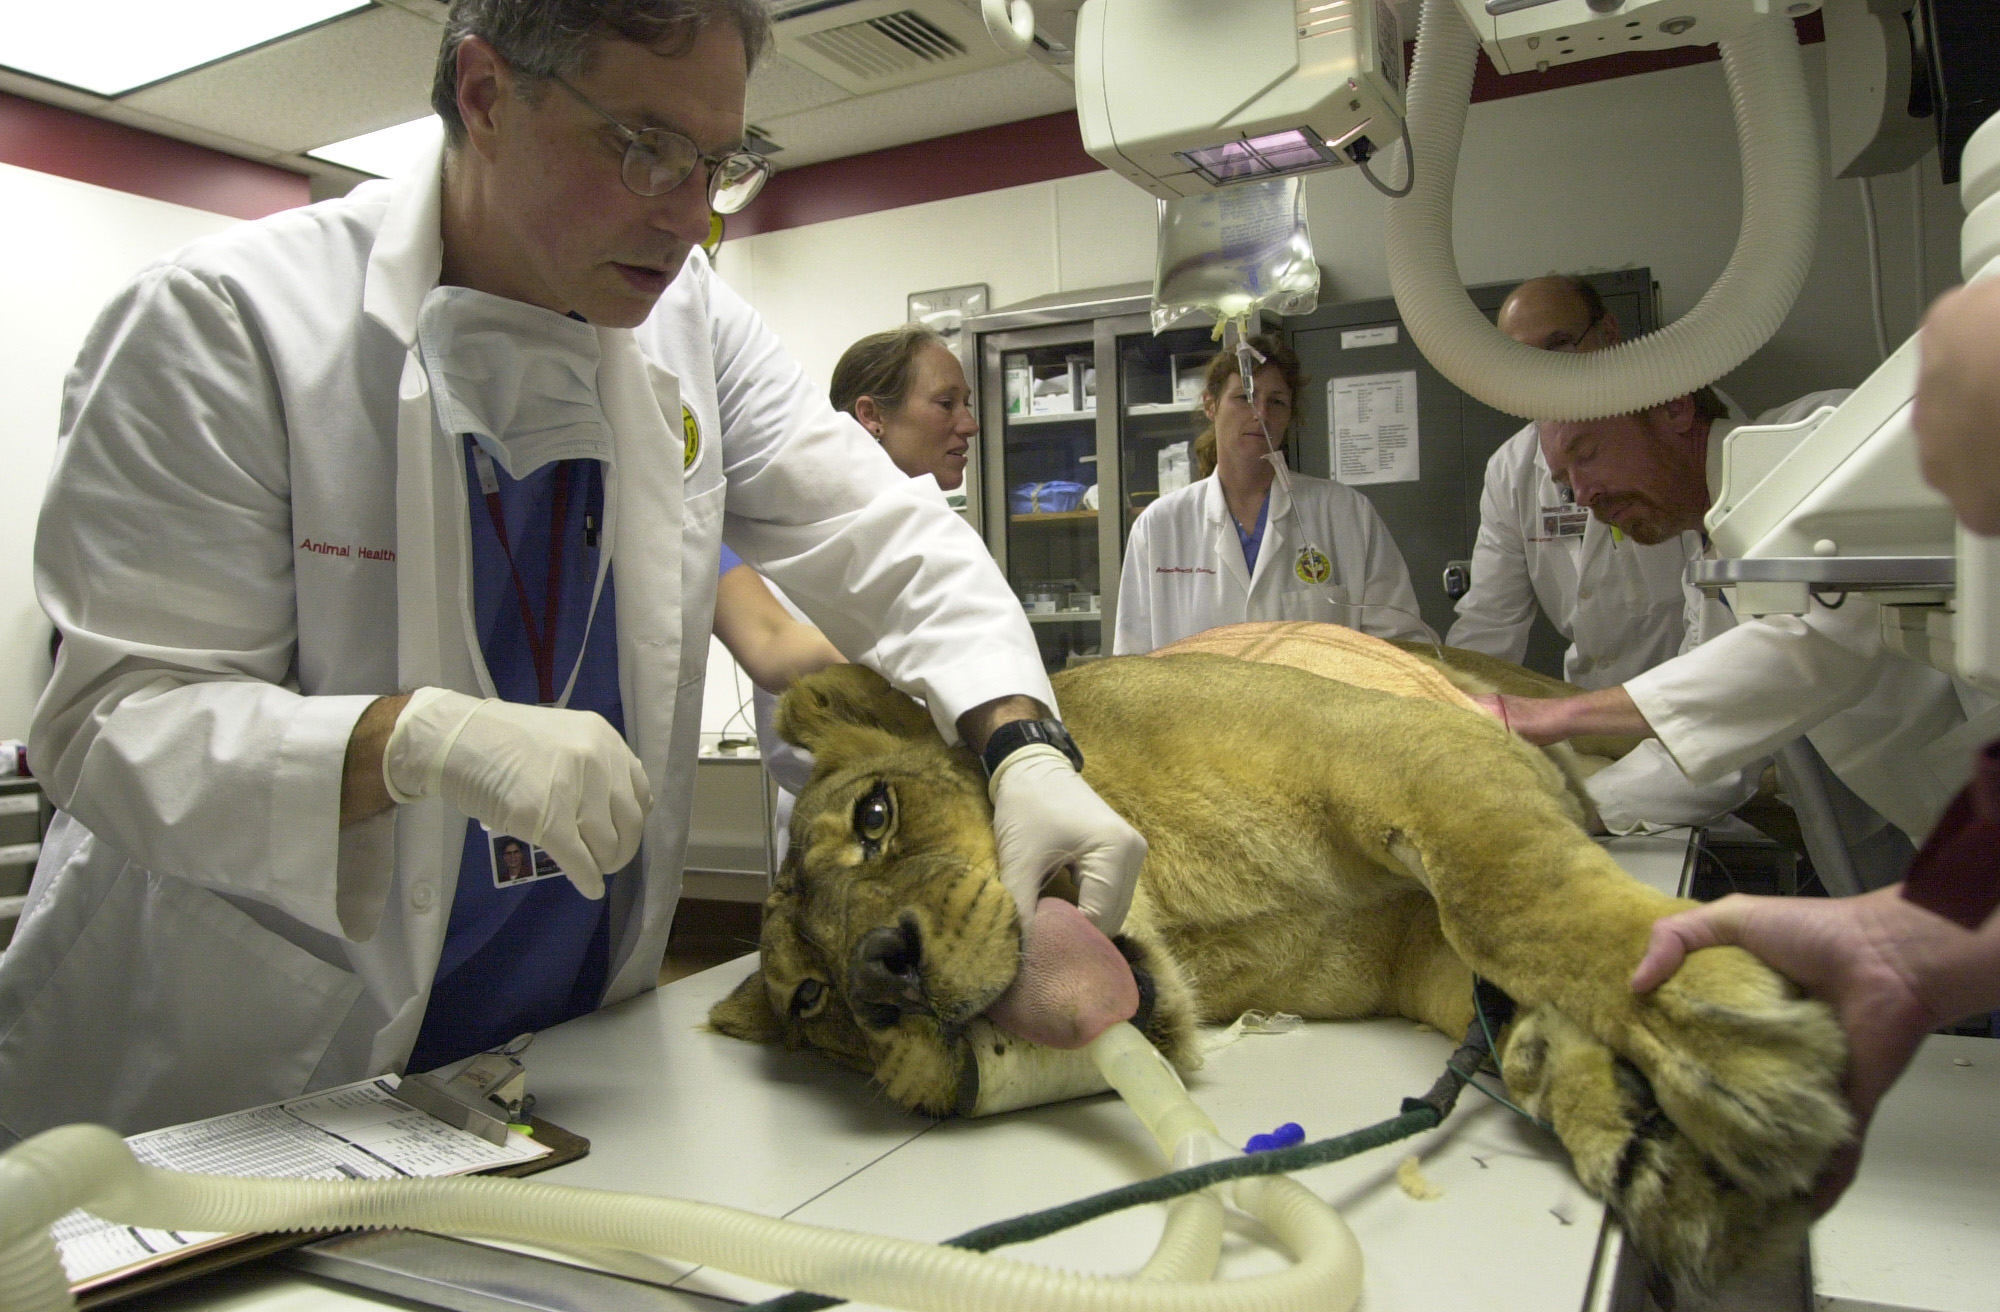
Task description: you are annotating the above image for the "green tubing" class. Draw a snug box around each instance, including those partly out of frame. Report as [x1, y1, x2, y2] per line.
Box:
[742, 1107, 1440, 1312]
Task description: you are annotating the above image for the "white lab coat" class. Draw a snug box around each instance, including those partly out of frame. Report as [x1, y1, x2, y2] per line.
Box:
[1445, 388, 1748, 690]
[1625, 589, 1995, 845]
[0, 141, 1049, 1144]
[1113, 472, 1426, 655]
[1606, 391, 1998, 843]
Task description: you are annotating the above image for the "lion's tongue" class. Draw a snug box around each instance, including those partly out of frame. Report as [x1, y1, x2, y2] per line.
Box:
[985, 897, 1140, 1049]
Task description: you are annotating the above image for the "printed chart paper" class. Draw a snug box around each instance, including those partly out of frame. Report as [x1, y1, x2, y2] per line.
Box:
[1329, 371, 1419, 486]
[58, 1075, 548, 1292]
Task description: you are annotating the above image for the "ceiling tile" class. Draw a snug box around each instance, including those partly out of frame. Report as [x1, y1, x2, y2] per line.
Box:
[1, 1, 372, 98]
[122, 5, 441, 154]
[746, 54, 851, 123]
[757, 58, 1075, 168]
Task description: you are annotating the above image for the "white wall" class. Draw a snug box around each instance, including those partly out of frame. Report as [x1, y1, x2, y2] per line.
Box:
[718, 45, 1967, 419]
[0, 164, 238, 743]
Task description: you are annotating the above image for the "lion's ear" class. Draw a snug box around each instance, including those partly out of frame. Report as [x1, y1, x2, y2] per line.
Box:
[708, 969, 786, 1044]
[777, 664, 936, 753]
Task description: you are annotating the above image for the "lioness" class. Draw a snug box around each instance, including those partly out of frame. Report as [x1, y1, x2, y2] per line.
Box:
[710, 624, 1849, 1291]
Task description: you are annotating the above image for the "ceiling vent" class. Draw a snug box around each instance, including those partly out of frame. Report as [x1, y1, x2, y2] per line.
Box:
[798, 11, 963, 82]
[775, 0, 1017, 96]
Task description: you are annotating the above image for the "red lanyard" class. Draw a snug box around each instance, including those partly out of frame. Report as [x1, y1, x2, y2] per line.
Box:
[471, 438, 572, 705]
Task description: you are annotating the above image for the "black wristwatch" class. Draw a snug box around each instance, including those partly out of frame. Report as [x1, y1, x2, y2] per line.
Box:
[980, 718, 1084, 779]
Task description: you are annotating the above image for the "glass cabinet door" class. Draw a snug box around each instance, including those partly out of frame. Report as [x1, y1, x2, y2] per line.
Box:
[985, 332, 1104, 673]
[1114, 326, 1225, 545]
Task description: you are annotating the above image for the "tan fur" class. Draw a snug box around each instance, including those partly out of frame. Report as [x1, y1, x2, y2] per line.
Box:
[709, 627, 1849, 1294]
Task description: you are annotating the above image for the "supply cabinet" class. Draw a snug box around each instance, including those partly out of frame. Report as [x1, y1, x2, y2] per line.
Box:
[967, 286, 1266, 672]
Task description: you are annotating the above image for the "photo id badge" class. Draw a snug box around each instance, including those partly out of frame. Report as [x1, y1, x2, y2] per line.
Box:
[1538, 505, 1590, 540]
[487, 827, 565, 889]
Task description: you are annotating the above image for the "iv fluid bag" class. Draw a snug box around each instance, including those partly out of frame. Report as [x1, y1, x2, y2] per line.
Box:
[1151, 176, 1319, 335]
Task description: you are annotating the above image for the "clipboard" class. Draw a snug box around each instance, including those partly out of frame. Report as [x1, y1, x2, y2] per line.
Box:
[67, 1107, 589, 1309]
[76, 1114, 588, 1309]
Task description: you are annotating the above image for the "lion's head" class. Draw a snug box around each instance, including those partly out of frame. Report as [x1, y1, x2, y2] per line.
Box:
[707, 665, 1026, 1113]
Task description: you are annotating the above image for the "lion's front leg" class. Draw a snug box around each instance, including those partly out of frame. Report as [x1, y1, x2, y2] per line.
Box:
[1383, 735, 1848, 1290]
[1499, 1003, 1819, 1292]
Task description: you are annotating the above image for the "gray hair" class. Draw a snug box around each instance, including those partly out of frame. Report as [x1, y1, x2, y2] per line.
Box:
[431, 0, 773, 146]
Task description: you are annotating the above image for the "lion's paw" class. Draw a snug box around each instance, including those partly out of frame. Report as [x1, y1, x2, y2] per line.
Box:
[1504, 1002, 1825, 1294]
[1615, 945, 1851, 1196]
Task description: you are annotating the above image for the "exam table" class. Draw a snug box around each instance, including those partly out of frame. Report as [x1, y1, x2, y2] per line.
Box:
[104, 834, 1997, 1312]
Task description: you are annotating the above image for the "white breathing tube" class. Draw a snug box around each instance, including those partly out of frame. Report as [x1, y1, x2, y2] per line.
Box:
[1386, 0, 1821, 421]
[0, 1021, 1363, 1312]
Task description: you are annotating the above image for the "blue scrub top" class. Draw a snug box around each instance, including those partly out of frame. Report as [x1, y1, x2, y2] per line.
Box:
[407, 445, 623, 1073]
[1235, 494, 1271, 574]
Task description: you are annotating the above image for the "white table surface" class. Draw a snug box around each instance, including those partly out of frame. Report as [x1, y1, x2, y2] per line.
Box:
[104, 831, 1792, 1312]
[1812, 1033, 1999, 1312]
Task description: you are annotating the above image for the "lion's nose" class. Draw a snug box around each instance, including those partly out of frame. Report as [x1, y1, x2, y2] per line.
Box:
[850, 914, 926, 1029]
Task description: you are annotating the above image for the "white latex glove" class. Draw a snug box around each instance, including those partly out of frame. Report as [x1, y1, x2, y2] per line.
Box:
[384, 687, 652, 899]
[987, 743, 1146, 935]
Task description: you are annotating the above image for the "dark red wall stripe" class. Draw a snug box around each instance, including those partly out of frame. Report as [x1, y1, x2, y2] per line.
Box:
[729, 14, 1822, 241]
[0, 91, 310, 221]
[730, 110, 1100, 238]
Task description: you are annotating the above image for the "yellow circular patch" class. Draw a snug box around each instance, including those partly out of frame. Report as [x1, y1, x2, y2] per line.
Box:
[682, 404, 701, 472]
[1294, 545, 1331, 584]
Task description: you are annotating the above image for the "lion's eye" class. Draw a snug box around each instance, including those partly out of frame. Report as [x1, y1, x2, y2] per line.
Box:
[853, 782, 894, 848]
[789, 978, 826, 1019]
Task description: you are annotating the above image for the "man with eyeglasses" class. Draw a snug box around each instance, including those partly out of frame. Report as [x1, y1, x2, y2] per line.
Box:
[1446, 276, 1768, 833]
[1451, 276, 1744, 692]
[1475, 376, 1991, 890]
[1, 0, 1144, 1144]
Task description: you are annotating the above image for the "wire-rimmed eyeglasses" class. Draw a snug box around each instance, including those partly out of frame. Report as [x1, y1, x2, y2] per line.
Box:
[552, 75, 771, 215]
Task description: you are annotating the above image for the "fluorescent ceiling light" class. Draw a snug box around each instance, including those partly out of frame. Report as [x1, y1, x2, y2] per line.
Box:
[1, 1, 370, 97]
[307, 115, 443, 179]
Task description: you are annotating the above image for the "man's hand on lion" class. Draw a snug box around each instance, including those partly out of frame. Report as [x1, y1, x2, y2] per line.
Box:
[1472, 685, 1652, 746]
[1632, 884, 2000, 1210]
[987, 743, 1147, 934]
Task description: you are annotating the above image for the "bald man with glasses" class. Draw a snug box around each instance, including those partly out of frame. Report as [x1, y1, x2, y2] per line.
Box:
[1446, 276, 1752, 832]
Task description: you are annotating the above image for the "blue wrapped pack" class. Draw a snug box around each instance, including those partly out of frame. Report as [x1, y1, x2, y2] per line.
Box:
[1011, 481, 1088, 514]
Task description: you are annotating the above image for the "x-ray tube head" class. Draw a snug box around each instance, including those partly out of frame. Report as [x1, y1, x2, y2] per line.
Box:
[1074, 0, 1407, 200]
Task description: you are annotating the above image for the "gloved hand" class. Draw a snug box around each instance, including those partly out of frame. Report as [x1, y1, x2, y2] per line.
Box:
[987, 743, 1146, 935]
[384, 687, 652, 899]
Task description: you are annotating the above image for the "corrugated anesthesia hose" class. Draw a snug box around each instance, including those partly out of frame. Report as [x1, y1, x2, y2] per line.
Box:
[1385, 0, 1821, 420]
[0, 1023, 1362, 1312]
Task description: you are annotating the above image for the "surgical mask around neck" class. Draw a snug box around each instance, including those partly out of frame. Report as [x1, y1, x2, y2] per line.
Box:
[416, 286, 616, 478]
